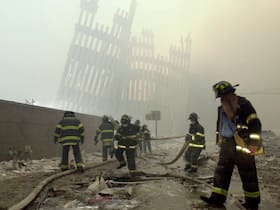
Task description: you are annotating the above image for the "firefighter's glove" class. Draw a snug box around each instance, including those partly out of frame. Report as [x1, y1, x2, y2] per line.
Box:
[185, 134, 191, 142]
[248, 145, 258, 154]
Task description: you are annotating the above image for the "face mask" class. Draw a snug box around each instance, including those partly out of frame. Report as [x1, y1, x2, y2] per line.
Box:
[221, 93, 238, 119]
[121, 119, 129, 127]
[190, 120, 195, 125]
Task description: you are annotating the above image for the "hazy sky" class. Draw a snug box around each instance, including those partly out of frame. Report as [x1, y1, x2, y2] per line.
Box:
[0, 0, 279, 131]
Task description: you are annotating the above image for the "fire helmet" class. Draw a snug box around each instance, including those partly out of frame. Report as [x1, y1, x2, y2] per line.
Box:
[188, 112, 198, 121]
[102, 115, 109, 122]
[212, 81, 239, 98]
[64, 111, 75, 117]
[121, 114, 130, 125]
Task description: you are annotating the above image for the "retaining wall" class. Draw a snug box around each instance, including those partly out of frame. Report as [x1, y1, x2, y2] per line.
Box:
[0, 100, 101, 161]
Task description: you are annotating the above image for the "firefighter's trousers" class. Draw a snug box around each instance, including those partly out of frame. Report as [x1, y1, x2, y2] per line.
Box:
[115, 147, 136, 171]
[61, 144, 83, 169]
[211, 137, 260, 206]
[143, 140, 152, 153]
[102, 145, 113, 161]
[185, 146, 202, 169]
[138, 140, 143, 153]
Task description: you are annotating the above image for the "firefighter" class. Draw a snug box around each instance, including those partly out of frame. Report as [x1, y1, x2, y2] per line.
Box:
[134, 120, 143, 155]
[94, 115, 115, 161]
[141, 124, 152, 153]
[200, 81, 263, 210]
[184, 112, 205, 173]
[54, 111, 85, 172]
[23, 145, 32, 163]
[114, 114, 140, 176]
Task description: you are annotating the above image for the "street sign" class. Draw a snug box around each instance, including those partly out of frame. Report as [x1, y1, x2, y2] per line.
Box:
[145, 110, 161, 138]
[145, 110, 161, 121]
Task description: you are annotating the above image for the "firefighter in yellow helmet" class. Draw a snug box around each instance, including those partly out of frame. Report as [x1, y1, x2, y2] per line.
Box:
[114, 114, 140, 176]
[54, 111, 85, 172]
[200, 81, 263, 210]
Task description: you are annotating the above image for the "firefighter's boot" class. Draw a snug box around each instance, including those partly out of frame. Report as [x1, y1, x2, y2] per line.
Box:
[188, 167, 197, 173]
[117, 162, 126, 169]
[200, 196, 224, 208]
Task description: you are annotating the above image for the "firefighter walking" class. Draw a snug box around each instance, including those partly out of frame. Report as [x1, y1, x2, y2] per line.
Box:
[184, 112, 205, 173]
[94, 115, 115, 161]
[54, 111, 85, 172]
[200, 81, 263, 210]
[114, 114, 140, 176]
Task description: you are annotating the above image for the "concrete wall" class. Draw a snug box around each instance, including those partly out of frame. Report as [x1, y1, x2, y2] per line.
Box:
[0, 100, 101, 161]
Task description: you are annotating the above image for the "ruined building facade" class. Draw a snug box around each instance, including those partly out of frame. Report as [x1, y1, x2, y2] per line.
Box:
[56, 0, 191, 135]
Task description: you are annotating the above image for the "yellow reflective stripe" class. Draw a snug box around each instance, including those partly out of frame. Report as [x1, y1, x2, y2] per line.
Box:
[64, 117, 75, 120]
[62, 142, 77, 145]
[76, 162, 85, 167]
[191, 164, 198, 168]
[246, 113, 258, 124]
[60, 164, 69, 169]
[195, 132, 205, 137]
[244, 191, 260, 198]
[78, 123, 83, 128]
[212, 187, 228, 196]
[236, 145, 251, 154]
[54, 134, 60, 137]
[237, 124, 248, 129]
[103, 139, 113, 142]
[56, 124, 62, 128]
[118, 145, 126, 148]
[249, 133, 261, 140]
[61, 125, 80, 130]
[189, 143, 205, 148]
[58, 136, 81, 142]
[97, 128, 101, 132]
[129, 145, 137, 149]
[191, 135, 195, 141]
[123, 135, 137, 139]
[101, 130, 114, 133]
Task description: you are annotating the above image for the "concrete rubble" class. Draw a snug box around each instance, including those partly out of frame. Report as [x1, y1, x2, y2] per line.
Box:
[0, 133, 279, 209]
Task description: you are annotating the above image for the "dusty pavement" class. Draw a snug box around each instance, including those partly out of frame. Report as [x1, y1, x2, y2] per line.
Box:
[0, 136, 279, 210]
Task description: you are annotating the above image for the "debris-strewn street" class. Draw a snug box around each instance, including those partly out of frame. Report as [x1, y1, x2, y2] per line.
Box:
[0, 136, 279, 210]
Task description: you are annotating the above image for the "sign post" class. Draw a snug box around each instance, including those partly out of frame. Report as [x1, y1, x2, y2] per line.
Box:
[145, 110, 161, 138]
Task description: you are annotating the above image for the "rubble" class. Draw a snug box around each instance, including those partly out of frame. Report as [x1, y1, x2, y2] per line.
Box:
[0, 138, 279, 209]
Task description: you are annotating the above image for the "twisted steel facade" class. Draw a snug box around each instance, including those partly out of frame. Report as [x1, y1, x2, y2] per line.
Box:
[56, 0, 191, 135]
